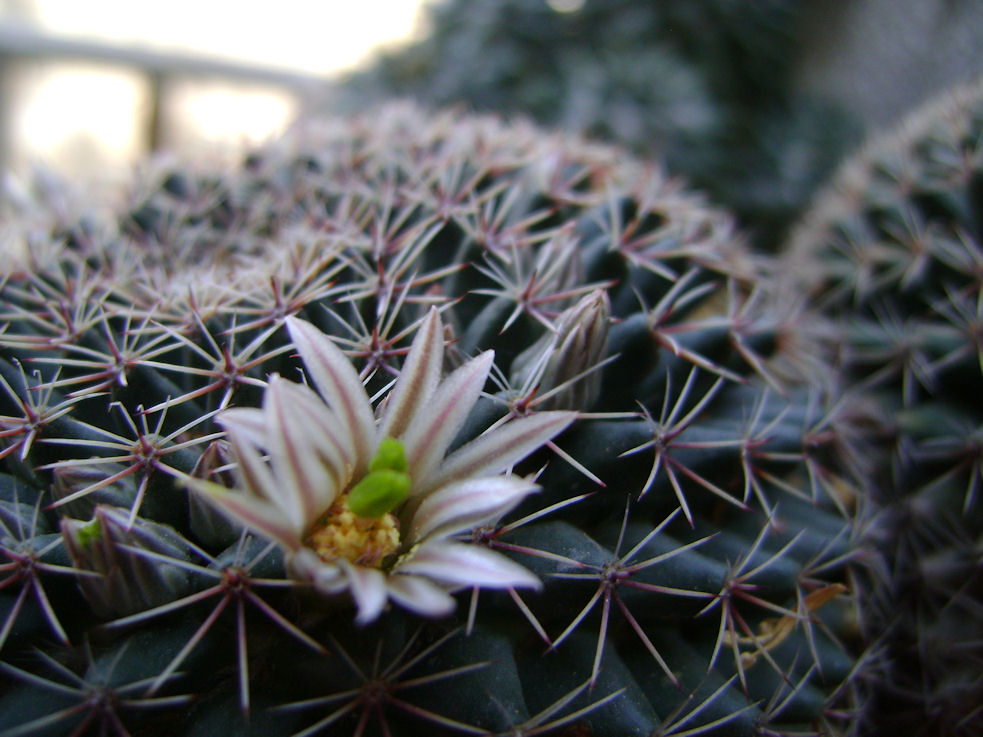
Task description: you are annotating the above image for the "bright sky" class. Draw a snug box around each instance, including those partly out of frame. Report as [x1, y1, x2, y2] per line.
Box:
[28, 0, 425, 75]
[2, 0, 426, 178]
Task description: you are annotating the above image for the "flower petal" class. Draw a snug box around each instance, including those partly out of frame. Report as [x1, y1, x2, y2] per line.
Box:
[424, 411, 577, 494]
[402, 350, 494, 485]
[223, 424, 281, 506]
[286, 316, 376, 473]
[396, 541, 541, 590]
[217, 407, 267, 446]
[185, 477, 302, 551]
[340, 560, 390, 624]
[409, 475, 539, 542]
[292, 549, 347, 593]
[265, 377, 346, 524]
[386, 574, 456, 618]
[377, 307, 443, 441]
[286, 388, 357, 484]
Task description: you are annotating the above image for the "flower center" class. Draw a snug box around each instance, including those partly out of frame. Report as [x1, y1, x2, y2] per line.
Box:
[304, 437, 410, 569]
[306, 495, 401, 568]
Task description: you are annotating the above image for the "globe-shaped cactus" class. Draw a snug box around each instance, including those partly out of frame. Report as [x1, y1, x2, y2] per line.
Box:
[0, 105, 862, 736]
[785, 78, 983, 737]
[336, 0, 858, 249]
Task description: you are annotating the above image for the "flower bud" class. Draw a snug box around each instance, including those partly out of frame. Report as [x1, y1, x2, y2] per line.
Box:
[60, 505, 191, 618]
[511, 289, 610, 410]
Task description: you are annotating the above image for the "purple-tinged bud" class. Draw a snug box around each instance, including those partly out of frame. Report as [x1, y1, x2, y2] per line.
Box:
[511, 289, 610, 410]
[60, 505, 191, 618]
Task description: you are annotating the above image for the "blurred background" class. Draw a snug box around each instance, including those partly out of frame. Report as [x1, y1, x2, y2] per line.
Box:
[0, 0, 425, 177]
[1, 0, 982, 247]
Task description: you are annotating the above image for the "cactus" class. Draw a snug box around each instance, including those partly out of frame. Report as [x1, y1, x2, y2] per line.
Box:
[334, 0, 859, 249]
[785, 78, 983, 736]
[1, 104, 862, 735]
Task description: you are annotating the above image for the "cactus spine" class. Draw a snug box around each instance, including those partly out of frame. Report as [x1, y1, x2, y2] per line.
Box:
[1, 105, 862, 736]
[785, 78, 983, 737]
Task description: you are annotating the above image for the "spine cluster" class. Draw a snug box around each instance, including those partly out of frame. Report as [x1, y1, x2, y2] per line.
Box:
[0, 104, 862, 736]
[786, 79, 983, 737]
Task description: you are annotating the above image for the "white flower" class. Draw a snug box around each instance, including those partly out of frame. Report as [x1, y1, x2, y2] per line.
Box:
[190, 307, 576, 623]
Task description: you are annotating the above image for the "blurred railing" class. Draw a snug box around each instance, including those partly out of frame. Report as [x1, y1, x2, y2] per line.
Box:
[0, 21, 324, 171]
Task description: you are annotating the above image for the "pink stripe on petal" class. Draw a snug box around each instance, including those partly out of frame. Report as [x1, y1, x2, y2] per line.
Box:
[286, 317, 375, 473]
[265, 381, 318, 508]
[223, 425, 279, 505]
[409, 476, 538, 542]
[266, 379, 341, 523]
[396, 541, 541, 590]
[217, 407, 267, 446]
[289, 400, 357, 493]
[402, 350, 494, 486]
[288, 398, 353, 482]
[187, 478, 302, 551]
[378, 307, 443, 441]
[425, 411, 577, 494]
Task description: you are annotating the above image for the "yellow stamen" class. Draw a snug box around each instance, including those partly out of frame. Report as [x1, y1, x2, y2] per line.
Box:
[306, 494, 401, 568]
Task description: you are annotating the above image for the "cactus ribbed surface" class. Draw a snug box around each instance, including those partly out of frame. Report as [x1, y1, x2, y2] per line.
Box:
[1, 105, 862, 736]
[786, 79, 983, 737]
[336, 0, 858, 249]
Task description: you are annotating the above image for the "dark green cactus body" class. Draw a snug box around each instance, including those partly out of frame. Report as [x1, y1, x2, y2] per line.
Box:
[785, 79, 983, 737]
[0, 106, 860, 735]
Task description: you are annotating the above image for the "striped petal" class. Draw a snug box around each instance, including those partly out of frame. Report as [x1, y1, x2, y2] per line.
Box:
[186, 478, 301, 551]
[402, 350, 494, 486]
[340, 561, 390, 624]
[409, 475, 538, 542]
[283, 387, 357, 488]
[223, 425, 281, 506]
[386, 574, 456, 618]
[286, 316, 376, 474]
[396, 541, 541, 590]
[424, 411, 577, 494]
[377, 307, 443, 441]
[265, 377, 344, 528]
[217, 407, 267, 446]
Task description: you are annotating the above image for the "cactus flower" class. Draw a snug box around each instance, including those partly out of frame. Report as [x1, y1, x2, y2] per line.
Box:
[189, 307, 576, 623]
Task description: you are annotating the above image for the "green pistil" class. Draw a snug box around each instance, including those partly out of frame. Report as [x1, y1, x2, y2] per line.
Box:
[77, 518, 103, 547]
[347, 437, 411, 518]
